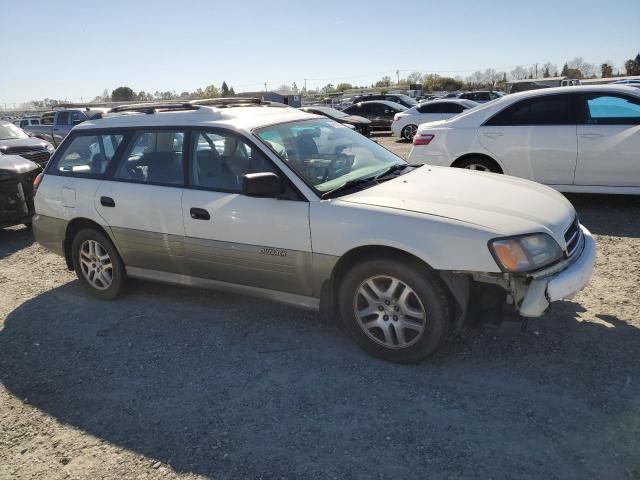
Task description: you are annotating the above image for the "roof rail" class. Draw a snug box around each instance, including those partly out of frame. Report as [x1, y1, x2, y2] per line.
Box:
[190, 97, 267, 107]
[108, 102, 200, 114]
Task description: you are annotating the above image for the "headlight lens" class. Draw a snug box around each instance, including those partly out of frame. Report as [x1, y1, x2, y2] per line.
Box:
[489, 233, 562, 273]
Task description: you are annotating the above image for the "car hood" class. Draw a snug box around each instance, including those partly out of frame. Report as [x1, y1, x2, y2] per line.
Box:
[0, 153, 39, 174]
[0, 137, 52, 152]
[339, 166, 575, 243]
[339, 115, 371, 125]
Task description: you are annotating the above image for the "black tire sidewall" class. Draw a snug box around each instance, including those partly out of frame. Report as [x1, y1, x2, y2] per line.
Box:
[339, 258, 450, 363]
[71, 228, 125, 300]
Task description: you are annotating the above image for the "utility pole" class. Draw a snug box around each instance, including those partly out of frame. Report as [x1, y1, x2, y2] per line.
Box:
[264, 82, 267, 92]
[303, 78, 307, 95]
[396, 69, 400, 85]
[535, 63, 538, 78]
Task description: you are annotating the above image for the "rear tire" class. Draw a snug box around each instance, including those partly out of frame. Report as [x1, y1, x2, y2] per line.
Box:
[401, 124, 418, 141]
[71, 228, 126, 300]
[454, 156, 502, 173]
[338, 257, 450, 363]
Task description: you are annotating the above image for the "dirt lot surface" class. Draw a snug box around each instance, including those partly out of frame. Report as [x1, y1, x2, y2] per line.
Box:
[1, 135, 639, 479]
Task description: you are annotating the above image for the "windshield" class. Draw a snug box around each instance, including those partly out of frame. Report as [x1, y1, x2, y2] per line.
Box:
[393, 94, 417, 106]
[311, 107, 348, 119]
[0, 123, 28, 141]
[255, 119, 407, 196]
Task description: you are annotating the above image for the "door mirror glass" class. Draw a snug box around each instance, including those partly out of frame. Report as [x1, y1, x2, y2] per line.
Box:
[242, 172, 283, 197]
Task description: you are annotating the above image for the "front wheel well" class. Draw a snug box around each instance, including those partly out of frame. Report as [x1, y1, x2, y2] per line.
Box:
[451, 153, 503, 173]
[321, 246, 456, 325]
[63, 218, 113, 270]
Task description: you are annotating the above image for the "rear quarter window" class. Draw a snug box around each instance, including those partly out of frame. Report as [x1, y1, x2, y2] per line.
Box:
[51, 133, 124, 176]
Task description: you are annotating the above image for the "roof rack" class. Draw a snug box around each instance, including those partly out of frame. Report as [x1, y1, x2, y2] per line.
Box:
[190, 97, 268, 107]
[108, 102, 200, 114]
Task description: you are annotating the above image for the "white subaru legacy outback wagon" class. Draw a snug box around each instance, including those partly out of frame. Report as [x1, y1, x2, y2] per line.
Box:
[32, 99, 596, 363]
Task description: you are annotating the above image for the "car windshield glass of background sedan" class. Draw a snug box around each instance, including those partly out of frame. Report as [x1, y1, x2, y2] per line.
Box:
[0, 123, 28, 140]
[255, 120, 404, 193]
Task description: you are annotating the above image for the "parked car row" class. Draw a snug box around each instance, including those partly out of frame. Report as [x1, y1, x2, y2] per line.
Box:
[409, 85, 640, 194]
[391, 99, 479, 140]
[31, 99, 595, 363]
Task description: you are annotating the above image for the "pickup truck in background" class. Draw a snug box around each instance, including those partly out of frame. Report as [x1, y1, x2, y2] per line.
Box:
[23, 108, 106, 147]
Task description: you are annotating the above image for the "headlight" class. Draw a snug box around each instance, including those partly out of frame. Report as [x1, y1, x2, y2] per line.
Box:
[489, 233, 562, 273]
[45, 144, 54, 153]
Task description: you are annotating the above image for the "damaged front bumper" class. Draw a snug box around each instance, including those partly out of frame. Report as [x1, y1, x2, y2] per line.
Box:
[517, 225, 595, 317]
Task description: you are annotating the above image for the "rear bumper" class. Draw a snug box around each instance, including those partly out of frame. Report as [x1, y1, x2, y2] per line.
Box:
[519, 225, 596, 317]
[32, 214, 67, 256]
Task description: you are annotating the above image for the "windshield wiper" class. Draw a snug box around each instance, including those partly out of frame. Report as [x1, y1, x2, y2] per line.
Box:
[320, 177, 378, 199]
[372, 163, 411, 180]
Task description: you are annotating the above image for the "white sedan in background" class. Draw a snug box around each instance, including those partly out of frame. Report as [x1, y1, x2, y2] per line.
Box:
[391, 99, 479, 140]
[408, 85, 640, 194]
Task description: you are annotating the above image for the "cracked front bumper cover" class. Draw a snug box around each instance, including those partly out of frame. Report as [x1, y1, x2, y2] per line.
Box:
[519, 225, 596, 317]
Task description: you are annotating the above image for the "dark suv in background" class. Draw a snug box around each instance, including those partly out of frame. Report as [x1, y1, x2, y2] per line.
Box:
[457, 91, 503, 103]
[343, 101, 407, 131]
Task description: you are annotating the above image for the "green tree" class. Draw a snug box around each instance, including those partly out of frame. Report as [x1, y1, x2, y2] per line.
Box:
[375, 76, 392, 87]
[600, 63, 613, 78]
[625, 53, 640, 75]
[111, 86, 135, 102]
[221, 81, 230, 96]
[202, 85, 220, 98]
[560, 63, 569, 76]
[336, 82, 353, 92]
[229, 87, 235, 95]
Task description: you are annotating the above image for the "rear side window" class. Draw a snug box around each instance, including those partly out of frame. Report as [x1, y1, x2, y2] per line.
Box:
[57, 112, 71, 125]
[53, 134, 124, 176]
[485, 94, 570, 126]
[417, 104, 437, 114]
[581, 94, 640, 125]
[439, 103, 465, 114]
[115, 130, 185, 186]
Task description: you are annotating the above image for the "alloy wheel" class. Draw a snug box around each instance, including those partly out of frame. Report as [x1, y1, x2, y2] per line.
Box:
[404, 125, 418, 140]
[353, 275, 427, 349]
[79, 239, 113, 290]
[464, 163, 491, 172]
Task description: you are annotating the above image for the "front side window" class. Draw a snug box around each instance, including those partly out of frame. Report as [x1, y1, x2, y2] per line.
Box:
[485, 94, 570, 126]
[56, 111, 71, 125]
[190, 131, 275, 192]
[53, 133, 124, 175]
[256, 119, 407, 196]
[582, 94, 640, 125]
[71, 111, 88, 125]
[115, 130, 185, 185]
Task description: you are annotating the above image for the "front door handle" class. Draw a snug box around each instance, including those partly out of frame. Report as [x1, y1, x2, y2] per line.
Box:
[190, 207, 210, 220]
[100, 196, 115, 207]
[483, 132, 504, 138]
[580, 133, 604, 139]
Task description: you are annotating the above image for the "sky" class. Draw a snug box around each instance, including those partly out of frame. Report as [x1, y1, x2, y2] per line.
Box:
[2, 0, 639, 106]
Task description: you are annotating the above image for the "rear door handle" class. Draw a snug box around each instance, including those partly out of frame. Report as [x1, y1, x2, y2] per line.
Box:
[580, 133, 604, 139]
[190, 207, 210, 220]
[100, 196, 115, 207]
[483, 132, 504, 138]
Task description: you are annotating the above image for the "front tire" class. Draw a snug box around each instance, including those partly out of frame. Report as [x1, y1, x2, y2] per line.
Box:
[339, 258, 450, 363]
[71, 228, 126, 300]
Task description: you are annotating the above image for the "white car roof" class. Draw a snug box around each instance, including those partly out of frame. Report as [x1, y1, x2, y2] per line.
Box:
[75, 106, 317, 133]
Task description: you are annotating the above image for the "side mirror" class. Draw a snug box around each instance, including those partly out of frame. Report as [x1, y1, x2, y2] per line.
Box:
[72, 118, 83, 125]
[26, 131, 34, 137]
[242, 172, 283, 197]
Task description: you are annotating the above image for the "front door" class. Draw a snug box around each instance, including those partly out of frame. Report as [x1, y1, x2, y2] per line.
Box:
[181, 129, 313, 295]
[478, 93, 578, 185]
[96, 129, 187, 273]
[575, 92, 640, 187]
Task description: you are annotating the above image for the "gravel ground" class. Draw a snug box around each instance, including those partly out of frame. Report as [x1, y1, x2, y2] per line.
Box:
[1, 135, 639, 479]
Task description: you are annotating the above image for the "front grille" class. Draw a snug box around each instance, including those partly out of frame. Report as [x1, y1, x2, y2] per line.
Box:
[564, 217, 582, 257]
[18, 150, 51, 166]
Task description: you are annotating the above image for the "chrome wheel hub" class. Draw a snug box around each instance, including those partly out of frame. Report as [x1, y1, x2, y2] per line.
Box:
[465, 163, 490, 171]
[354, 275, 427, 349]
[404, 125, 418, 140]
[79, 240, 113, 290]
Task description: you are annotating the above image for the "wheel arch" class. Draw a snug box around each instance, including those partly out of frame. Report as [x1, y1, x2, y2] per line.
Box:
[320, 245, 464, 329]
[451, 153, 505, 173]
[63, 218, 117, 270]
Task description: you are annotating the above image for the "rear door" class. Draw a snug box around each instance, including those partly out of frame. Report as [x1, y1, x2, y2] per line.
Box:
[95, 128, 187, 273]
[416, 103, 445, 123]
[53, 112, 72, 146]
[478, 93, 578, 185]
[575, 92, 640, 187]
[181, 129, 313, 294]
